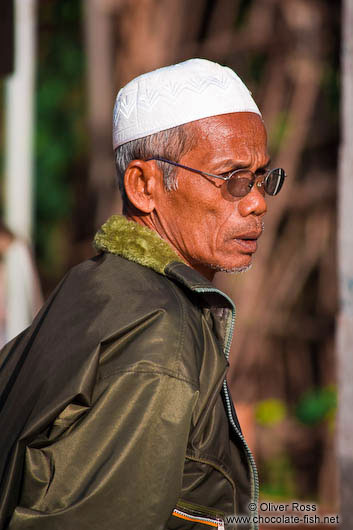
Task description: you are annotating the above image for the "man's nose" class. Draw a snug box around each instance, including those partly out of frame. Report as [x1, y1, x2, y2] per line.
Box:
[237, 188, 267, 217]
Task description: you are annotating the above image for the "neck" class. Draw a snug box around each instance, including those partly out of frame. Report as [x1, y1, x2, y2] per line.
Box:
[126, 210, 216, 282]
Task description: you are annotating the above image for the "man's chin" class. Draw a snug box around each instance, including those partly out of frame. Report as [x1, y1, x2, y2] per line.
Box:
[208, 253, 254, 274]
[210, 263, 253, 274]
[191, 254, 253, 277]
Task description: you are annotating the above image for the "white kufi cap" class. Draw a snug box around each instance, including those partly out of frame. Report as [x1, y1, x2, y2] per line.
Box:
[113, 58, 261, 149]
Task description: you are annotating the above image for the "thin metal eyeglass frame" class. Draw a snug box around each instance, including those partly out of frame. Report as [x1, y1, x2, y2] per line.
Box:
[146, 156, 286, 195]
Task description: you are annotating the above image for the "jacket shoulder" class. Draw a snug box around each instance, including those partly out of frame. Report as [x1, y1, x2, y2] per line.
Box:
[75, 253, 205, 386]
[35, 253, 204, 387]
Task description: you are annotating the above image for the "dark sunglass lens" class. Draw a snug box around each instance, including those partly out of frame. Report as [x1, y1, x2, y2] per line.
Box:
[265, 168, 285, 196]
[227, 177, 252, 198]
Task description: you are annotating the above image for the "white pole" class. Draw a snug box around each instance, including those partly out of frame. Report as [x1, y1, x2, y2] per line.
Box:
[84, 0, 117, 226]
[4, 0, 36, 242]
[337, 0, 353, 527]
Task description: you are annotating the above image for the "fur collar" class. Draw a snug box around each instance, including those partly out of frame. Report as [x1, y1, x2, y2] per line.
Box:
[94, 215, 185, 275]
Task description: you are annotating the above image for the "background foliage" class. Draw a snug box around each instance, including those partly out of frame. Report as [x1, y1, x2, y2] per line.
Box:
[36, 0, 86, 281]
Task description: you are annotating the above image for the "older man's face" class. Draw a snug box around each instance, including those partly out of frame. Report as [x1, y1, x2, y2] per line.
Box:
[154, 112, 269, 279]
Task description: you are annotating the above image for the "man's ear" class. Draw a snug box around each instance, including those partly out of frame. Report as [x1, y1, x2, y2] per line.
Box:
[124, 160, 159, 213]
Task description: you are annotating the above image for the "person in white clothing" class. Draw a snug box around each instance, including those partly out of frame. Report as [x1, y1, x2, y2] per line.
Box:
[0, 222, 43, 345]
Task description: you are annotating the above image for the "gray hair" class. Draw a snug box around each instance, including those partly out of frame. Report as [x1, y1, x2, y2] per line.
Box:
[114, 123, 196, 212]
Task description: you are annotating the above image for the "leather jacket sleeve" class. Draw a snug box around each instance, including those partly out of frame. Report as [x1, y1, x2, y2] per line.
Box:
[8, 369, 199, 530]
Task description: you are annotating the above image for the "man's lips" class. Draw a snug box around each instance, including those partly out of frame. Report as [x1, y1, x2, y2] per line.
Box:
[232, 230, 262, 253]
[233, 238, 257, 253]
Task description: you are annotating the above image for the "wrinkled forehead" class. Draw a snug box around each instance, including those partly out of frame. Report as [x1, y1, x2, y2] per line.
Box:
[186, 112, 268, 164]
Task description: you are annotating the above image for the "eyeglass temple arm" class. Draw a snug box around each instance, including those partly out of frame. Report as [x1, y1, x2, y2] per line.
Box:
[146, 157, 229, 181]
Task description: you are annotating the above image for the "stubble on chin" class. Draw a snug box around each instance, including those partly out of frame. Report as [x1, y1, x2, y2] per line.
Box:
[209, 263, 253, 274]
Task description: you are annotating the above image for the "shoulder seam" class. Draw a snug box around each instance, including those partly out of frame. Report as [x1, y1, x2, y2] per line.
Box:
[99, 367, 199, 390]
[164, 279, 188, 379]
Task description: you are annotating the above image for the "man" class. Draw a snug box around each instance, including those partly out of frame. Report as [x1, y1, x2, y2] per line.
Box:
[0, 59, 286, 529]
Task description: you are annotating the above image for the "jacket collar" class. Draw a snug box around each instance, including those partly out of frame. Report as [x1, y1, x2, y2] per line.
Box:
[94, 214, 184, 274]
[94, 215, 233, 304]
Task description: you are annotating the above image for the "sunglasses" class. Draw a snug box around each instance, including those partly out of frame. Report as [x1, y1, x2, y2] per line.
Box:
[147, 157, 286, 199]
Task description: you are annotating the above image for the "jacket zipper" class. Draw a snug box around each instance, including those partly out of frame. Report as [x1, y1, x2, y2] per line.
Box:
[172, 508, 224, 528]
[194, 286, 259, 530]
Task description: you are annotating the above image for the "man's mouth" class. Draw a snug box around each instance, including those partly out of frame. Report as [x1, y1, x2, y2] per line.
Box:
[232, 230, 262, 253]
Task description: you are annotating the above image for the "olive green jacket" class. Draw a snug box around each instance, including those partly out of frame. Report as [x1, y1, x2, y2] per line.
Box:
[0, 216, 258, 530]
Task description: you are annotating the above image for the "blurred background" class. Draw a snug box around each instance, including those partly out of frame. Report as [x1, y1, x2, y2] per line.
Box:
[0, 0, 347, 526]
